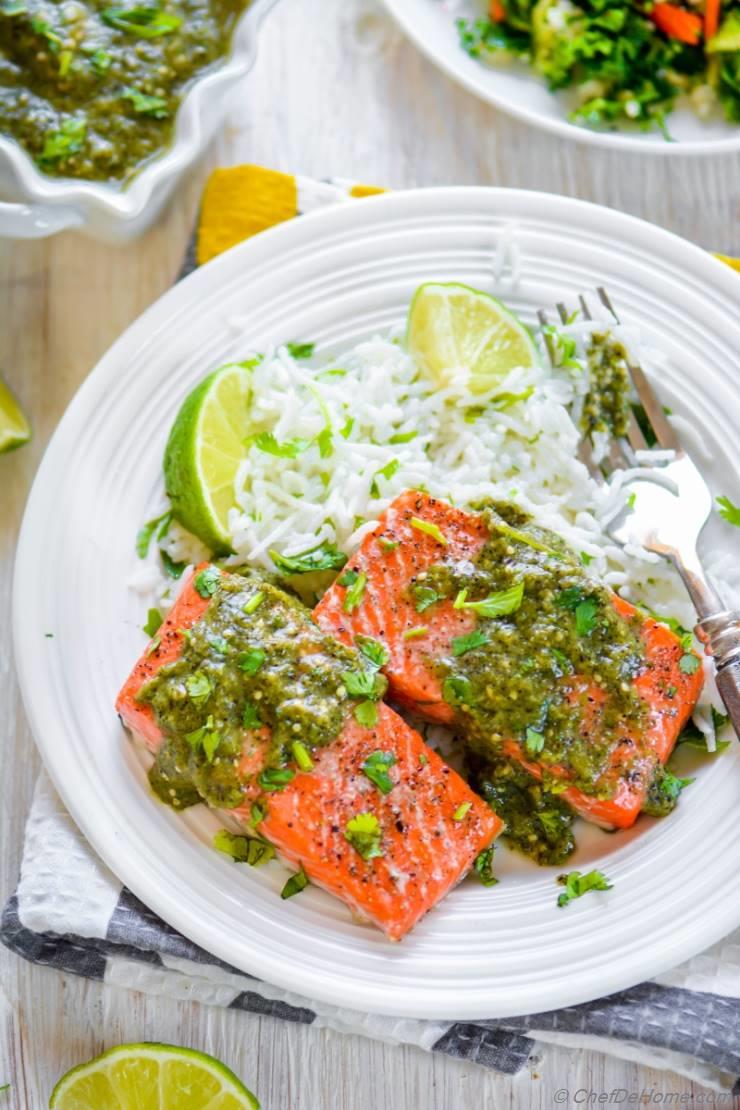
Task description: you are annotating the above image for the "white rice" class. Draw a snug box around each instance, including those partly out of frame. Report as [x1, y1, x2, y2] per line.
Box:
[134, 306, 728, 746]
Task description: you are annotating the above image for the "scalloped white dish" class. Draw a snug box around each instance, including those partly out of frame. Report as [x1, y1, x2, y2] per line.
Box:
[0, 0, 276, 242]
[382, 0, 740, 155]
[14, 188, 740, 1019]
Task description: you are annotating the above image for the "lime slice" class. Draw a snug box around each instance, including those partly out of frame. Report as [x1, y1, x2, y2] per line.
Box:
[406, 282, 539, 396]
[49, 1043, 260, 1109]
[164, 363, 252, 555]
[0, 377, 30, 454]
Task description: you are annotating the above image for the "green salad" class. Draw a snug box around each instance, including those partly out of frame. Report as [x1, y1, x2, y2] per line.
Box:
[456, 0, 740, 134]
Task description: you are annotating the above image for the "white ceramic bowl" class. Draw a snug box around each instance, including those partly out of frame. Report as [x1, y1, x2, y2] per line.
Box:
[0, 0, 277, 242]
[382, 0, 740, 155]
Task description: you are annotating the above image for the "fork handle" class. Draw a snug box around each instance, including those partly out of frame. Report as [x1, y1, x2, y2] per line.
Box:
[696, 610, 740, 739]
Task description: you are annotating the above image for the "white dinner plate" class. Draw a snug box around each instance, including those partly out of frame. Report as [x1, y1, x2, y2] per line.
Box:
[14, 188, 740, 1020]
[382, 0, 740, 155]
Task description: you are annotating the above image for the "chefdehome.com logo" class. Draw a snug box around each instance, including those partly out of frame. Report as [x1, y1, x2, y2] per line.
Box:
[553, 1090, 736, 1104]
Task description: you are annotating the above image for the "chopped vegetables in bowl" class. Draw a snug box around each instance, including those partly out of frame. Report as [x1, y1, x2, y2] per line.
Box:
[455, 0, 740, 134]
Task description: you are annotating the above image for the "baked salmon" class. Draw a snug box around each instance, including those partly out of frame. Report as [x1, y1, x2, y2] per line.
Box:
[117, 564, 502, 940]
[314, 490, 704, 831]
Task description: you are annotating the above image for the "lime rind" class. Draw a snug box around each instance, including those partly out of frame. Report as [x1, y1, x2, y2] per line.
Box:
[406, 281, 540, 397]
[49, 1042, 260, 1109]
[0, 377, 31, 454]
[164, 364, 252, 555]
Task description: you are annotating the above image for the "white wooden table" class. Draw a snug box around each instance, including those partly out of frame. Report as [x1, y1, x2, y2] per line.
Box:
[2, 2, 739, 1105]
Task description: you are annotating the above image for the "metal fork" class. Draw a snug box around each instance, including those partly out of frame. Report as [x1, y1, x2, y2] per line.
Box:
[538, 287, 740, 737]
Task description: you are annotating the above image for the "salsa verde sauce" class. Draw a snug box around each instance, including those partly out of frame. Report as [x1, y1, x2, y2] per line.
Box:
[0, 0, 250, 181]
[138, 571, 365, 812]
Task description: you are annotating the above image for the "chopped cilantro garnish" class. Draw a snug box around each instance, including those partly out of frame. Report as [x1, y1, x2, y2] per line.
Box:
[342, 669, 386, 700]
[361, 750, 396, 795]
[473, 846, 498, 887]
[370, 458, 400, 496]
[355, 635, 389, 670]
[453, 801, 472, 821]
[549, 647, 573, 675]
[338, 568, 358, 587]
[102, 5, 181, 36]
[717, 495, 740, 527]
[556, 587, 599, 635]
[679, 653, 700, 675]
[403, 626, 428, 640]
[90, 48, 111, 74]
[213, 830, 275, 866]
[580, 551, 594, 566]
[185, 672, 211, 706]
[121, 86, 169, 118]
[459, 582, 524, 619]
[270, 544, 347, 575]
[453, 589, 468, 609]
[251, 801, 267, 824]
[252, 432, 311, 458]
[492, 387, 534, 409]
[285, 342, 315, 359]
[490, 520, 561, 558]
[442, 674, 475, 707]
[292, 740, 314, 772]
[316, 425, 333, 459]
[340, 417, 354, 440]
[194, 565, 220, 598]
[388, 430, 418, 444]
[345, 812, 383, 860]
[143, 608, 162, 637]
[160, 550, 186, 579]
[377, 536, 399, 552]
[419, 752, 428, 766]
[242, 703, 262, 730]
[557, 869, 612, 908]
[237, 648, 265, 675]
[281, 865, 309, 899]
[208, 635, 229, 655]
[39, 118, 87, 165]
[524, 727, 545, 756]
[343, 571, 367, 613]
[354, 700, 379, 728]
[413, 584, 444, 613]
[258, 767, 295, 793]
[410, 516, 448, 546]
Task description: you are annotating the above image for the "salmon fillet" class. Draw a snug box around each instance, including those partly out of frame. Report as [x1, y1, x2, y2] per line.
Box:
[314, 490, 704, 830]
[117, 564, 502, 940]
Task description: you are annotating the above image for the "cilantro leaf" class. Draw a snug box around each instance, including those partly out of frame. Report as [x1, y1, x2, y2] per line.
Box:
[412, 584, 444, 613]
[237, 648, 265, 676]
[214, 829, 275, 867]
[286, 342, 315, 359]
[160, 550, 186, 579]
[194, 565, 220, 598]
[269, 544, 347, 575]
[575, 598, 599, 636]
[460, 581, 524, 619]
[451, 629, 489, 657]
[557, 869, 612, 908]
[473, 846, 498, 887]
[252, 432, 311, 458]
[343, 570, 367, 613]
[345, 812, 383, 860]
[338, 568, 358, 587]
[185, 672, 211, 706]
[717, 495, 740, 527]
[388, 430, 417, 444]
[258, 767, 295, 793]
[355, 635, 389, 670]
[377, 536, 399, 552]
[102, 5, 182, 36]
[242, 703, 262, 730]
[136, 510, 171, 558]
[354, 700, 378, 728]
[143, 608, 162, 637]
[679, 653, 700, 675]
[281, 865, 309, 899]
[39, 118, 86, 165]
[361, 750, 396, 794]
[442, 674, 476, 707]
[121, 86, 169, 118]
[524, 727, 545, 756]
[342, 669, 387, 700]
[453, 801, 472, 821]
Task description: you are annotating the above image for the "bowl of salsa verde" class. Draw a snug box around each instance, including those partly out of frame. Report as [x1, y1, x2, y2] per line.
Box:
[0, 0, 276, 240]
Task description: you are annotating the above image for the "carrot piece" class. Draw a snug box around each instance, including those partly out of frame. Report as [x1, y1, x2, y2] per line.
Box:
[489, 0, 506, 20]
[651, 3, 703, 43]
[704, 0, 721, 40]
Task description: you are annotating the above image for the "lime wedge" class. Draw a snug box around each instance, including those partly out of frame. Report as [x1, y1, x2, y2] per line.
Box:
[164, 364, 252, 555]
[406, 282, 539, 396]
[0, 377, 30, 454]
[49, 1043, 260, 1109]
